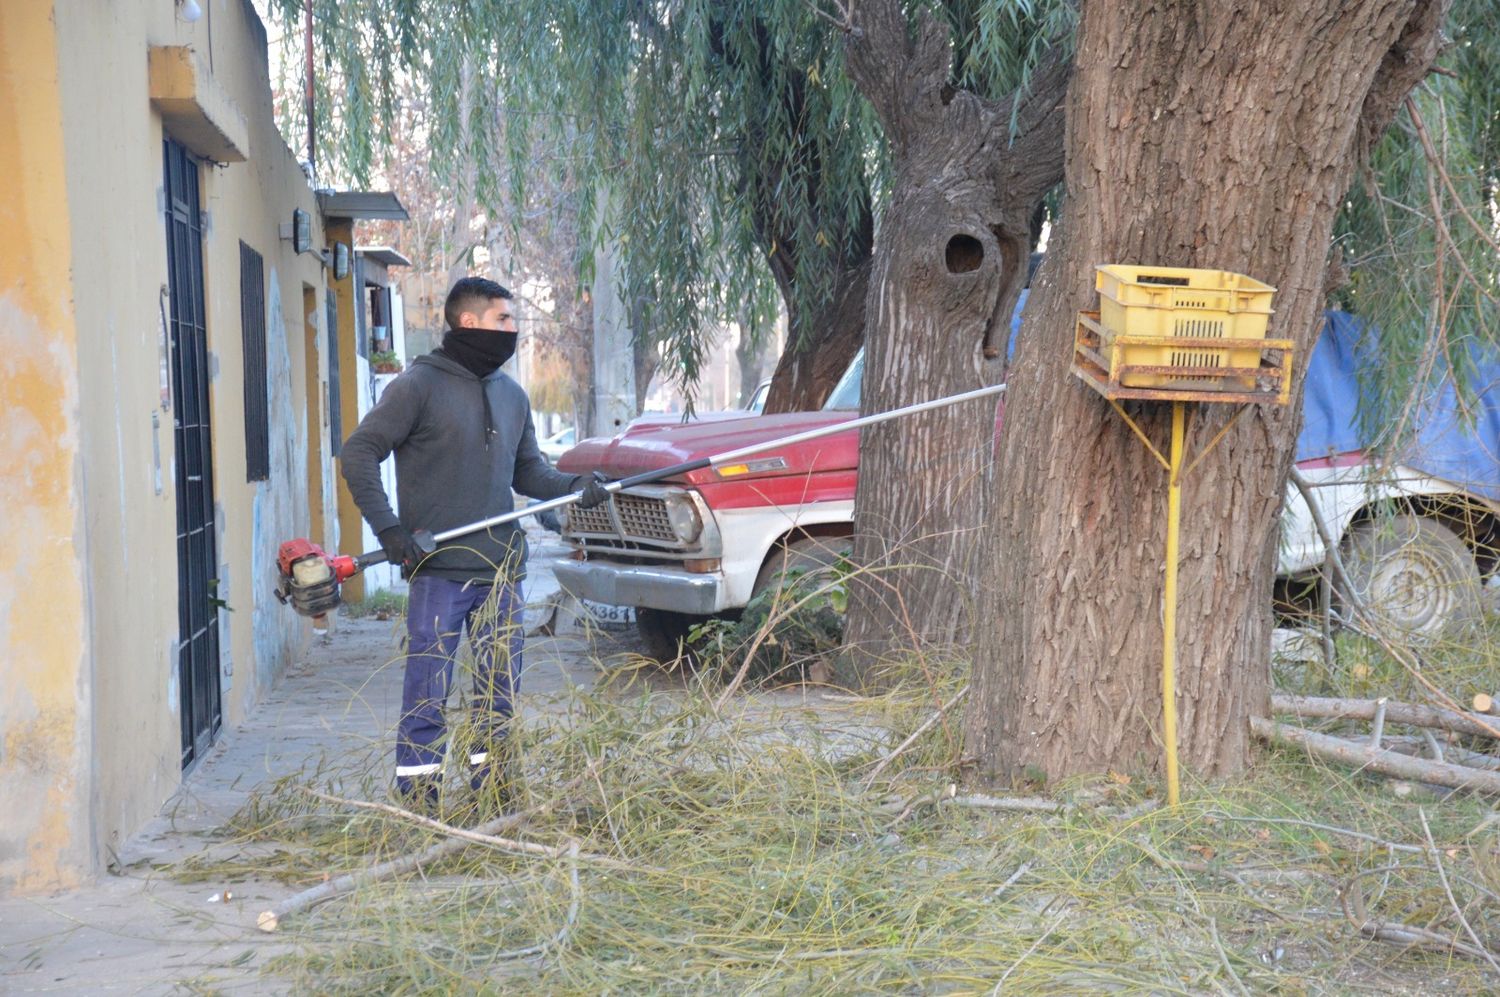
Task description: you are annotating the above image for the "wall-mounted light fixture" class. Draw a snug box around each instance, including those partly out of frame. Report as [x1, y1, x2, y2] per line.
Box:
[280, 208, 313, 254]
[177, 0, 203, 23]
[293, 208, 311, 254]
[333, 242, 351, 280]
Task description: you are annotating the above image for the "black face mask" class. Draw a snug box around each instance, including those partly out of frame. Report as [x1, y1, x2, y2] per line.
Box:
[440, 327, 518, 378]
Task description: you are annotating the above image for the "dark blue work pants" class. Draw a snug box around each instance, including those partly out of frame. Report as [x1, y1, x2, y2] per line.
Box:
[395, 575, 523, 792]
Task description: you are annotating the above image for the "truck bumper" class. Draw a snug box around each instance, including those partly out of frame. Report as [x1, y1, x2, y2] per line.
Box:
[553, 561, 724, 615]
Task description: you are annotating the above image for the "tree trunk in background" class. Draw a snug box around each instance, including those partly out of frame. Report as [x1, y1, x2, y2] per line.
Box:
[629, 293, 658, 417]
[969, 0, 1447, 783]
[762, 258, 871, 413]
[839, 3, 1069, 673]
[572, 291, 596, 436]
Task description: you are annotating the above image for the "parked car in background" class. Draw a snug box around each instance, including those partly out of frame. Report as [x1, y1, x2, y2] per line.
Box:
[538, 426, 576, 464]
[556, 317, 1500, 657]
[746, 377, 772, 415]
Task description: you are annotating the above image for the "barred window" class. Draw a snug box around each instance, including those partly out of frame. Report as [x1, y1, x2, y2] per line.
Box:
[239, 242, 269, 481]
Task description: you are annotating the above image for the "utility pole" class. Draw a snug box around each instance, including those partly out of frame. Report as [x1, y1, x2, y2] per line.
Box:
[589, 186, 636, 438]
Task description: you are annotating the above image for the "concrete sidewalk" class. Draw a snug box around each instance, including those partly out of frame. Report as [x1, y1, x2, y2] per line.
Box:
[0, 530, 619, 994]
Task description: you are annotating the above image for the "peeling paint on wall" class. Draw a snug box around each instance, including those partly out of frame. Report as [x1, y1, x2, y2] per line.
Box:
[5, 0, 337, 890]
[251, 268, 310, 691]
[0, 295, 88, 891]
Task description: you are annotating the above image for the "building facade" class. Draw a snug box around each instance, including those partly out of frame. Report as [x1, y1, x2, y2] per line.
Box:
[0, 0, 344, 891]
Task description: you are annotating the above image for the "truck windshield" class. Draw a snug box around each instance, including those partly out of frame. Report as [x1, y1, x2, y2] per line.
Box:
[822, 351, 864, 411]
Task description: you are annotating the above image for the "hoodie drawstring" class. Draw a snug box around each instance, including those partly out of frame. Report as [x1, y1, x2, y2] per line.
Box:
[480, 382, 496, 450]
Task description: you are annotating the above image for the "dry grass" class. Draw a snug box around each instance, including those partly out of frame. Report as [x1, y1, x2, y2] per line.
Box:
[172, 648, 1498, 994]
[164, 513, 1500, 992]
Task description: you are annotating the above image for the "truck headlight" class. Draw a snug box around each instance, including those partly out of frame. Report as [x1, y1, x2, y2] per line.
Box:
[664, 493, 703, 543]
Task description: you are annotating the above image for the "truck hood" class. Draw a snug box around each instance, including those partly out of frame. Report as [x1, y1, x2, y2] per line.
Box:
[556, 410, 859, 485]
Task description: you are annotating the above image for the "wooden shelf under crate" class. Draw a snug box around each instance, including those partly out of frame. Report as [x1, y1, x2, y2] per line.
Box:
[1071, 311, 1293, 405]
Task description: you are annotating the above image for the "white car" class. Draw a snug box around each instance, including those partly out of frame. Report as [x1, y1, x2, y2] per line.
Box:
[538, 426, 576, 464]
[746, 378, 772, 414]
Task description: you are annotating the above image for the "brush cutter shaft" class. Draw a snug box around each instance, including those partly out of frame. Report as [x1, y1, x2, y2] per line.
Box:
[432, 492, 586, 543]
[282, 381, 1006, 613]
[437, 381, 1007, 544]
[711, 382, 1005, 465]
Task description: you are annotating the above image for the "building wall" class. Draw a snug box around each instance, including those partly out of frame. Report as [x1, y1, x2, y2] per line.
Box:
[0, 0, 93, 892]
[0, 0, 335, 891]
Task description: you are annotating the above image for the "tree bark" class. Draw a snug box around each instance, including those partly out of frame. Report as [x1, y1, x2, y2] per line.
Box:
[970, 0, 1448, 783]
[840, 3, 1070, 671]
[762, 257, 871, 413]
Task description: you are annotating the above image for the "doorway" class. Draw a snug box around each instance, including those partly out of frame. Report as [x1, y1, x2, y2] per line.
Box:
[163, 136, 222, 769]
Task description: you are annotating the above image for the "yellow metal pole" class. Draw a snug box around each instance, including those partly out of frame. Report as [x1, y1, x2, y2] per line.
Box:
[1162, 401, 1186, 806]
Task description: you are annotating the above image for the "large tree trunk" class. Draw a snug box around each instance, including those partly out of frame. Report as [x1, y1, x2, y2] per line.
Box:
[839, 5, 1069, 671]
[969, 0, 1448, 783]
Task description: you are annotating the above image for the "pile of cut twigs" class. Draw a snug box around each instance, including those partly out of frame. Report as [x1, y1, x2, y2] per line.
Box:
[178, 662, 1499, 994]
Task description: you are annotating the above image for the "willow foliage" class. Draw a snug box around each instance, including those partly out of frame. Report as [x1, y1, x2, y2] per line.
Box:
[268, 0, 1495, 423]
[1332, 0, 1499, 442]
[265, 0, 1067, 392]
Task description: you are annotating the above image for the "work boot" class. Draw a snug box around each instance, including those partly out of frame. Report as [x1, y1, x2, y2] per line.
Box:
[393, 774, 441, 818]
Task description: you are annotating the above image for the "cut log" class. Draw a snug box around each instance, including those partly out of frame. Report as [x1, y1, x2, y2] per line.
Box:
[1251, 717, 1500, 794]
[1271, 695, 1500, 741]
[1384, 737, 1500, 772]
[1473, 693, 1495, 715]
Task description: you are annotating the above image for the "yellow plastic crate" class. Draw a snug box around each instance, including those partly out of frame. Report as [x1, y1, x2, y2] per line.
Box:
[1095, 265, 1275, 389]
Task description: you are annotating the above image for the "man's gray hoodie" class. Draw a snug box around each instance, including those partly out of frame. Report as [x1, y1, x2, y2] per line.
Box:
[340, 352, 580, 582]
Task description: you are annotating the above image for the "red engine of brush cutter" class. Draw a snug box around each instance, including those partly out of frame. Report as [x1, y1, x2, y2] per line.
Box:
[274, 538, 356, 622]
[274, 532, 432, 623]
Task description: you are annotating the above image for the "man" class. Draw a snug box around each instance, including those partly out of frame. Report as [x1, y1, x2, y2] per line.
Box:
[341, 276, 609, 814]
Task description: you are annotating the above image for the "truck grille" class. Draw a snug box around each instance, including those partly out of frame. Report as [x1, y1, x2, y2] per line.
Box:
[569, 494, 677, 545]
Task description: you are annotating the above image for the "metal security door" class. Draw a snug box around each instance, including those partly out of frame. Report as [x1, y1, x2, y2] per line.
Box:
[164, 138, 222, 768]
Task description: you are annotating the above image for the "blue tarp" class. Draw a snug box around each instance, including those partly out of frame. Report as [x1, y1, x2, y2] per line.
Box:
[1009, 291, 1500, 501]
[1296, 310, 1500, 502]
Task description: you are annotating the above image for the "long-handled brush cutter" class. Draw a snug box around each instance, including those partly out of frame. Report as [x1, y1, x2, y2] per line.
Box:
[274, 382, 1006, 625]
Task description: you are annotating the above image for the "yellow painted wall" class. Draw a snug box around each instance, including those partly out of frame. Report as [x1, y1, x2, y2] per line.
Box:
[0, 0, 92, 891]
[0, 0, 335, 890]
[327, 217, 369, 604]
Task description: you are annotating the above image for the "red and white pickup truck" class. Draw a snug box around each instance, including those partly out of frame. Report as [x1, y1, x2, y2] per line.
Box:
[556, 351, 1497, 656]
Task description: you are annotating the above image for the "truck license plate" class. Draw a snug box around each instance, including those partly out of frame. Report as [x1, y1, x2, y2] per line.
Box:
[581, 600, 636, 628]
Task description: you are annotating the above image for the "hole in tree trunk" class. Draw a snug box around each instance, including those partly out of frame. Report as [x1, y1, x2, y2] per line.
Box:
[945, 234, 984, 274]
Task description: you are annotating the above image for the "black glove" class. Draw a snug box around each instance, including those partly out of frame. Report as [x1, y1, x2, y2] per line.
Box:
[378, 525, 425, 570]
[574, 471, 613, 510]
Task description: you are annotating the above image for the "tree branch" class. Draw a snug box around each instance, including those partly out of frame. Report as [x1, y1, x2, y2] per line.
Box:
[861, 684, 969, 789]
[1353, 0, 1451, 168]
[1271, 694, 1500, 741]
[986, 48, 1073, 202]
[845, 0, 954, 152]
[1251, 716, 1500, 793]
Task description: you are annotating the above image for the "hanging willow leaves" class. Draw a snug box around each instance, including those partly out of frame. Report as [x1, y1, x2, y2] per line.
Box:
[264, 0, 1494, 424]
[1331, 0, 1499, 445]
[261, 0, 1068, 401]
